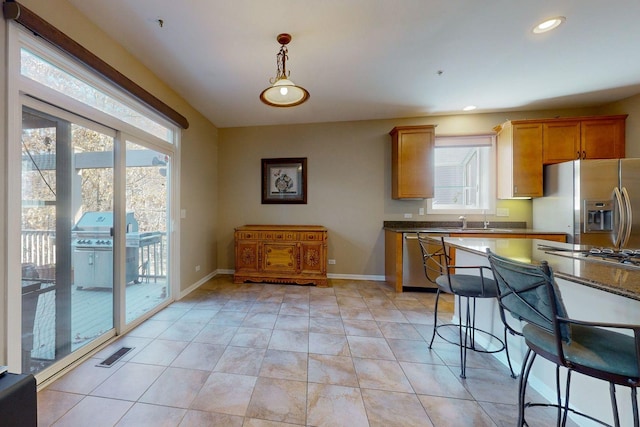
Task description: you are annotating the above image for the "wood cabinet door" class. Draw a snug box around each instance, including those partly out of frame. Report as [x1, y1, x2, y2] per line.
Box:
[512, 123, 543, 197]
[543, 121, 580, 164]
[581, 118, 625, 159]
[300, 242, 326, 274]
[391, 126, 435, 199]
[527, 234, 567, 243]
[235, 241, 260, 272]
[263, 243, 297, 273]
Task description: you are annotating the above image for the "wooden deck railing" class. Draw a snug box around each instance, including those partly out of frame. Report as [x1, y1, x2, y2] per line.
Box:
[21, 230, 166, 282]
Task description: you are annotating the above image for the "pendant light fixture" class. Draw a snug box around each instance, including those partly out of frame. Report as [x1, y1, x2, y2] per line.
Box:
[260, 33, 310, 107]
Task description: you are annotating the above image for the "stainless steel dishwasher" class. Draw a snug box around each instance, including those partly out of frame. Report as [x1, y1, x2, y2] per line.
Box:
[402, 232, 443, 291]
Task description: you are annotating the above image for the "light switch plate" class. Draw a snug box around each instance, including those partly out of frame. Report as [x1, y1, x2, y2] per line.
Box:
[496, 208, 509, 217]
[404, 213, 413, 218]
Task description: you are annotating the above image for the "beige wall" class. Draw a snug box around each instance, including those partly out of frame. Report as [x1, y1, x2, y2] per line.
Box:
[16, 0, 220, 292]
[218, 105, 637, 276]
[600, 93, 640, 157]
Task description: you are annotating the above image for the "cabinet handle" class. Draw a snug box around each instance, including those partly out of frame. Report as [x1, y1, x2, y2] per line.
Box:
[582, 150, 586, 159]
[577, 151, 580, 159]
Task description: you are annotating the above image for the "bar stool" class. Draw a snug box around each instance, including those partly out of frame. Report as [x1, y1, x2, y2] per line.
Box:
[417, 234, 514, 378]
[487, 249, 640, 427]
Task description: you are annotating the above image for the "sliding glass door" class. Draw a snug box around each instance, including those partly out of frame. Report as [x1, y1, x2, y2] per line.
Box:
[125, 139, 171, 324]
[21, 106, 115, 374]
[11, 28, 179, 380]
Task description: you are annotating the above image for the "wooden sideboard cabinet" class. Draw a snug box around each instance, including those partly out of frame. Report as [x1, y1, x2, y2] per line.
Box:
[234, 225, 328, 286]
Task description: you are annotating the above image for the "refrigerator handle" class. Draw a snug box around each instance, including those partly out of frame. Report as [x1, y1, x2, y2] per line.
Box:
[613, 187, 625, 248]
[622, 186, 633, 248]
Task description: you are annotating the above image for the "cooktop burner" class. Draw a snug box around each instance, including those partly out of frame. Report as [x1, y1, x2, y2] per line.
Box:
[585, 248, 640, 266]
[537, 244, 640, 268]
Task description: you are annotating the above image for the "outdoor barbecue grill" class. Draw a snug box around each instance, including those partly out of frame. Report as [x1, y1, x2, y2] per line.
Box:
[72, 211, 140, 289]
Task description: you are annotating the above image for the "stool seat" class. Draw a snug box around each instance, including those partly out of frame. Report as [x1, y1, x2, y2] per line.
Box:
[524, 323, 640, 383]
[436, 274, 498, 298]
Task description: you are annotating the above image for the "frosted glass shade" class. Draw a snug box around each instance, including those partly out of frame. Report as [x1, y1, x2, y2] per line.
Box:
[260, 78, 310, 107]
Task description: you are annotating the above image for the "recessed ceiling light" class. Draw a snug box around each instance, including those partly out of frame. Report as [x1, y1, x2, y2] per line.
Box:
[463, 105, 477, 111]
[533, 16, 566, 34]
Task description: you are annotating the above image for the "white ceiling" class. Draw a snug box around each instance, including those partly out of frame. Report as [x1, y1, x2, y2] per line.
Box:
[66, 0, 640, 129]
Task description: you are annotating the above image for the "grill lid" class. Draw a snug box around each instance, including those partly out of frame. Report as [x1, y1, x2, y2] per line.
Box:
[73, 212, 138, 232]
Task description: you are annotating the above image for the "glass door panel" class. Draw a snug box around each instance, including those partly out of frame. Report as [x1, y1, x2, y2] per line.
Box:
[21, 106, 115, 374]
[125, 140, 170, 324]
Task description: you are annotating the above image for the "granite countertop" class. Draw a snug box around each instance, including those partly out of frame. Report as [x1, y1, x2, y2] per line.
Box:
[383, 221, 565, 235]
[442, 236, 640, 301]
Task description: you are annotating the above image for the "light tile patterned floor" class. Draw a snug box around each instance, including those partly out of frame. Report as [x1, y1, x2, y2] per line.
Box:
[37, 275, 571, 426]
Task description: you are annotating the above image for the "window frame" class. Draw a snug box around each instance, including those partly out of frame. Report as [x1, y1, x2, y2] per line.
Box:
[427, 134, 496, 215]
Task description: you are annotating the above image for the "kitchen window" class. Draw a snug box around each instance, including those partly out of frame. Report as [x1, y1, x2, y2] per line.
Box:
[427, 135, 496, 214]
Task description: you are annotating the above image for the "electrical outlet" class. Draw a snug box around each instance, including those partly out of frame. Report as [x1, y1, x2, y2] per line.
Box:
[195, 265, 200, 272]
[328, 259, 336, 265]
[418, 208, 425, 216]
[496, 208, 509, 217]
[180, 209, 187, 219]
[403, 213, 413, 218]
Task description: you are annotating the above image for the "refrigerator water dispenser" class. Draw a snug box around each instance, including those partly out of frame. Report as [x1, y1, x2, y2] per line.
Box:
[584, 200, 613, 232]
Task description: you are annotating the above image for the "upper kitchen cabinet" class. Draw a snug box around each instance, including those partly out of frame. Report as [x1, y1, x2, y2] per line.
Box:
[580, 116, 626, 160]
[542, 120, 581, 164]
[496, 121, 543, 199]
[389, 125, 436, 199]
[542, 115, 627, 164]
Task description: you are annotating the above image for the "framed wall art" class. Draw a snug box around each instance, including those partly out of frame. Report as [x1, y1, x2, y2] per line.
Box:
[261, 157, 307, 204]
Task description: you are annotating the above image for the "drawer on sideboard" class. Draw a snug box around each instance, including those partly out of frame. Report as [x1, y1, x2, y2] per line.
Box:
[300, 232, 325, 241]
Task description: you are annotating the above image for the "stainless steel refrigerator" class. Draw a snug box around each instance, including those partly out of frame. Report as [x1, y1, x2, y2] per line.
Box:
[532, 159, 640, 249]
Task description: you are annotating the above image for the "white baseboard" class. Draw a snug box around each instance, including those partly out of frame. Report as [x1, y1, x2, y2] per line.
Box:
[327, 273, 385, 281]
[178, 271, 216, 299]
[178, 270, 386, 300]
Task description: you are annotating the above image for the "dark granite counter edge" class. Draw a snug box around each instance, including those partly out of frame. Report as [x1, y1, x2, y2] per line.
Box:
[384, 220, 527, 229]
[384, 220, 566, 235]
[553, 273, 640, 301]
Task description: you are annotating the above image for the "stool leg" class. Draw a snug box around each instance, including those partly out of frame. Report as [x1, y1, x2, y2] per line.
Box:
[560, 367, 571, 427]
[428, 289, 441, 349]
[519, 349, 535, 427]
[459, 295, 468, 378]
[469, 297, 477, 350]
[631, 386, 639, 427]
[609, 382, 621, 427]
[503, 326, 516, 378]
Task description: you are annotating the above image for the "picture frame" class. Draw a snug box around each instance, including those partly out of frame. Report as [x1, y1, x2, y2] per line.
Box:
[261, 157, 307, 204]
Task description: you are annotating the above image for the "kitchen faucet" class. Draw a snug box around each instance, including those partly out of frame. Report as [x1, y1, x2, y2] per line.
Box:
[459, 215, 467, 229]
[483, 210, 490, 229]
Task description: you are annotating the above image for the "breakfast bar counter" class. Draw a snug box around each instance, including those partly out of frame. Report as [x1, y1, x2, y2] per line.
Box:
[444, 236, 640, 426]
[443, 236, 640, 301]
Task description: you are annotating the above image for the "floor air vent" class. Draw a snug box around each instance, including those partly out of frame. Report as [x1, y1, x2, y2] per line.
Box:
[97, 347, 134, 367]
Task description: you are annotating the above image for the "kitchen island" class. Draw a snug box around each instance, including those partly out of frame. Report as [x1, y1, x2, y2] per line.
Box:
[446, 236, 640, 426]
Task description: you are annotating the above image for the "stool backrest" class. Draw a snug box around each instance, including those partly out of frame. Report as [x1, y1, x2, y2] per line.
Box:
[486, 249, 571, 343]
[416, 234, 450, 285]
